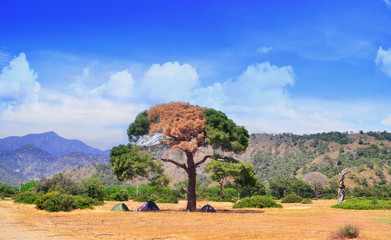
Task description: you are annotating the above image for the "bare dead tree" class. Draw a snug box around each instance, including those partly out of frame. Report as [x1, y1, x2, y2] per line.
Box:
[302, 172, 329, 200]
[337, 168, 349, 204]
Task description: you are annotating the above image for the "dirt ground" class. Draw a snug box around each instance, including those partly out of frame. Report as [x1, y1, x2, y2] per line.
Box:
[1, 199, 391, 240]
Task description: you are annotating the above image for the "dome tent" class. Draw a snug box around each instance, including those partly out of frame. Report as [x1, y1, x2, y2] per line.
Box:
[111, 203, 130, 211]
[199, 204, 216, 212]
[140, 201, 160, 211]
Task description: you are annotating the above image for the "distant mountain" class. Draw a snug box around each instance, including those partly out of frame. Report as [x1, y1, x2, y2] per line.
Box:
[0, 132, 111, 186]
[0, 131, 108, 156]
[0, 144, 109, 185]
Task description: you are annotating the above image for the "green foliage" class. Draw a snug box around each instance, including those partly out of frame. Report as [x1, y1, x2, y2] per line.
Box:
[111, 189, 129, 201]
[20, 180, 38, 192]
[109, 144, 162, 181]
[149, 174, 170, 188]
[133, 194, 150, 202]
[105, 186, 125, 198]
[35, 191, 76, 212]
[338, 225, 359, 238]
[233, 195, 282, 209]
[13, 191, 38, 204]
[269, 178, 314, 199]
[282, 131, 352, 145]
[234, 162, 265, 198]
[72, 195, 93, 209]
[155, 195, 179, 203]
[127, 110, 151, 139]
[36, 173, 86, 195]
[205, 160, 238, 184]
[203, 108, 249, 152]
[82, 177, 106, 201]
[331, 197, 391, 210]
[281, 194, 303, 203]
[301, 198, 313, 204]
[0, 183, 16, 198]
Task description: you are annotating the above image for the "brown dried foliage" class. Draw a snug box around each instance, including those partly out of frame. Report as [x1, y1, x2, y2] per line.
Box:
[148, 102, 206, 152]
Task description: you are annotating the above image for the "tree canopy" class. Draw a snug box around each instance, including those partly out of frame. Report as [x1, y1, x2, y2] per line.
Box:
[109, 144, 162, 181]
[114, 101, 250, 211]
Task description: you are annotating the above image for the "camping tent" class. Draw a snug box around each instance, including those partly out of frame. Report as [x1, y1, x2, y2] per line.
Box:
[199, 204, 216, 212]
[140, 201, 160, 211]
[111, 203, 130, 211]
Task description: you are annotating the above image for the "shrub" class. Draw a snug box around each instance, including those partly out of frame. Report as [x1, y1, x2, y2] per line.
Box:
[133, 194, 149, 202]
[35, 191, 76, 212]
[339, 224, 359, 238]
[36, 173, 86, 195]
[233, 195, 282, 209]
[72, 195, 93, 209]
[281, 194, 303, 203]
[155, 195, 179, 203]
[301, 198, 313, 204]
[13, 191, 37, 204]
[331, 198, 391, 210]
[0, 183, 16, 197]
[111, 189, 129, 201]
[82, 177, 106, 201]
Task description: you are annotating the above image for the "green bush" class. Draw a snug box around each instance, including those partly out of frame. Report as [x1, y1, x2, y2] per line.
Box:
[331, 198, 391, 210]
[111, 189, 129, 201]
[155, 195, 179, 203]
[301, 198, 313, 204]
[83, 195, 103, 206]
[338, 224, 359, 238]
[35, 191, 76, 212]
[133, 194, 149, 202]
[0, 183, 16, 197]
[233, 195, 282, 209]
[82, 177, 106, 201]
[13, 191, 37, 204]
[281, 194, 303, 203]
[72, 195, 93, 209]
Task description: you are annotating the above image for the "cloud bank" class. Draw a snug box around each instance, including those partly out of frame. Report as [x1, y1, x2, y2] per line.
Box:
[1, 52, 390, 149]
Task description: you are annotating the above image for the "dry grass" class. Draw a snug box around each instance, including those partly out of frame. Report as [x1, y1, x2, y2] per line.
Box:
[1, 199, 391, 239]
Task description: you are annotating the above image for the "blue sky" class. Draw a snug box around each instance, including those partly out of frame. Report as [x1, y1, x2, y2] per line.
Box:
[1, 0, 391, 149]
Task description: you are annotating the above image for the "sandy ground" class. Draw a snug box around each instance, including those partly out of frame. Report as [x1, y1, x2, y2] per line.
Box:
[1, 199, 391, 240]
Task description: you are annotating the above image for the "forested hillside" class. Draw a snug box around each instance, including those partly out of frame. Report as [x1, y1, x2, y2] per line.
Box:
[245, 131, 391, 188]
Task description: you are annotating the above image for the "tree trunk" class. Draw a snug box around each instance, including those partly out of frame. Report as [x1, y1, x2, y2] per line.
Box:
[315, 184, 318, 200]
[186, 152, 197, 211]
[219, 182, 223, 200]
[338, 168, 348, 204]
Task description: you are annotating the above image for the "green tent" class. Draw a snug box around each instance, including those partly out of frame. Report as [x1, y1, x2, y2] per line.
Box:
[111, 203, 130, 211]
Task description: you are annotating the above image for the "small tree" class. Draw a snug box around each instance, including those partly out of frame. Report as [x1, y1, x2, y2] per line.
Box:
[205, 160, 238, 200]
[82, 177, 106, 201]
[302, 172, 329, 200]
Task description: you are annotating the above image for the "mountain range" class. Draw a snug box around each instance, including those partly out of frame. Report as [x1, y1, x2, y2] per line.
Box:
[0, 132, 110, 185]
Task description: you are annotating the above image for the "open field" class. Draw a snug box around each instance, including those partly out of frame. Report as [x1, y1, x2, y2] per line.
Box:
[1, 199, 391, 240]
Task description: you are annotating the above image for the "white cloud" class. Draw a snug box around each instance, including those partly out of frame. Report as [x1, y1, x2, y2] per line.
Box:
[141, 61, 199, 102]
[1, 53, 391, 149]
[91, 70, 135, 100]
[257, 47, 272, 54]
[382, 115, 391, 126]
[0, 53, 40, 107]
[375, 46, 391, 77]
[384, 0, 391, 8]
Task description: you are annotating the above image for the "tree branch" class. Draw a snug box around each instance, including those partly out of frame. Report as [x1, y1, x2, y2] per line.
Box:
[160, 158, 189, 173]
[194, 155, 212, 167]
